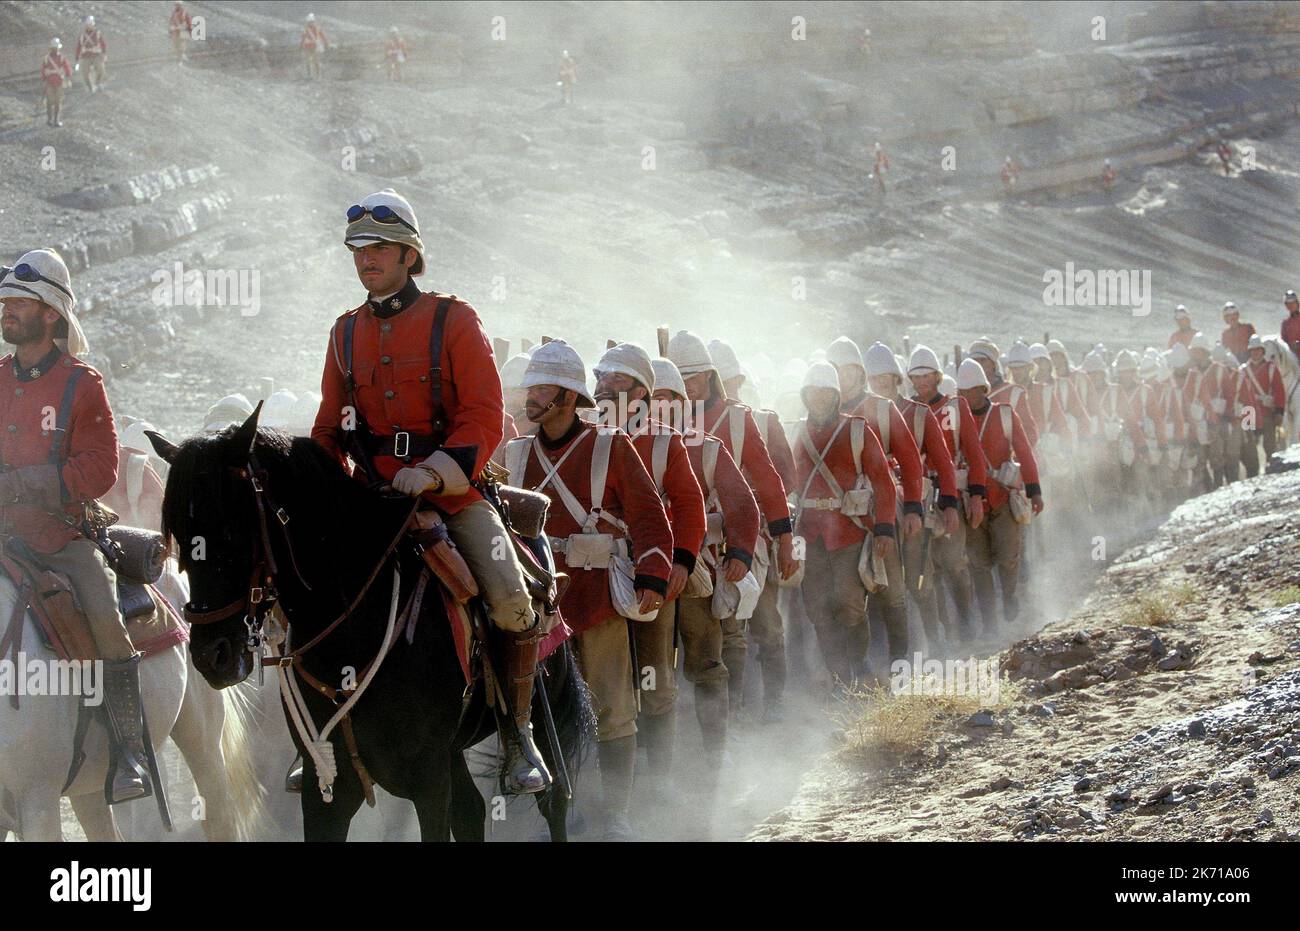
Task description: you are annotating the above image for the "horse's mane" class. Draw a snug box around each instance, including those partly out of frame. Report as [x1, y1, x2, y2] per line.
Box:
[160, 426, 355, 562]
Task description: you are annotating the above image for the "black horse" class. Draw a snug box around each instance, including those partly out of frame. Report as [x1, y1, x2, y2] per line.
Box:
[148, 405, 593, 841]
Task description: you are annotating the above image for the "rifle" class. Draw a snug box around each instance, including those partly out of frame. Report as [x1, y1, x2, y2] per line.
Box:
[657, 325, 669, 358]
[953, 343, 962, 367]
[627, 619, 641, 714]
[493, 337, 510, 370]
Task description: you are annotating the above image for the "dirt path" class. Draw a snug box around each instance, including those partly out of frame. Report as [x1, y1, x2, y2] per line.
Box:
[753, 457, 1300, 842]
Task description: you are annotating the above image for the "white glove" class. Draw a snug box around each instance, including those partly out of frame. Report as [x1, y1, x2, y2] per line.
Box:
[392, 466, 441, 497]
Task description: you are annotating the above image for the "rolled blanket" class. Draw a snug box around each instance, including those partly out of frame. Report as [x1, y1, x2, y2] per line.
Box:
[107, 525, 166, 584]
[497, 485, 551, 539]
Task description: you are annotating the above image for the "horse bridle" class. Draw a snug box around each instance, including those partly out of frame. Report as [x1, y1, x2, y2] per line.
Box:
[181, 450, 416, 661]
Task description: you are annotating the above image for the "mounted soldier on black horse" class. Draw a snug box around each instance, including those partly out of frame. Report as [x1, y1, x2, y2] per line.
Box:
[148, 191, 593, 841]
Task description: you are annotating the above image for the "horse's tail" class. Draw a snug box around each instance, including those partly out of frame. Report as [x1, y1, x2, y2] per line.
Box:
[547, 639, 596, 778]
[219, 683, 267, 841]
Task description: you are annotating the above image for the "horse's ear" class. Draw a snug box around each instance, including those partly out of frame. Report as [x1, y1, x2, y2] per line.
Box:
[145, 430, 180, 464]
[230, 401, 263, 458]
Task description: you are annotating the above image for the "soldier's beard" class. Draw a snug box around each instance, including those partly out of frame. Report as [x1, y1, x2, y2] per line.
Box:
[1, 315, 44, 347]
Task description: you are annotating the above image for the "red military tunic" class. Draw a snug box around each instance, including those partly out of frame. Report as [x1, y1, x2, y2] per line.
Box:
[752, 409, 797, 494]
[301, 23, 329, 51]
[76, 28, 107, 60]
[312, 285, 503, 516]
[1155, 381, 1186, 445]
[41, 51, 71, 87]
[843, 391, 925, 517]
[509, 420, 673, 634]
[923, 393, 990, 498]
[1028, 378, 1071, 441]
[969, 401, 1040, 512]
[896, 395, 959, 506]
[629, 421, 707, 571]
[169, 7, 192, 37]
[989, 379, 1039, 448]
[0, 349, 117, 553]
[683, 425, 759, 571]
[1221, 321, 1256, 362]
[792, 414, 897, 552]
[1236, 358, 1285, 416]
[701, 397, 792, 537]
[1183, 363, 1226, 426]
[385, 36, 408, 62]
[1283, 313, 1300, 357]
[1057, 370, 1095, 440]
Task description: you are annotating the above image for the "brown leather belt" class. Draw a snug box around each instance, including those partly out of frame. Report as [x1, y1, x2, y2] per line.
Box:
[358, 430, 442, 461]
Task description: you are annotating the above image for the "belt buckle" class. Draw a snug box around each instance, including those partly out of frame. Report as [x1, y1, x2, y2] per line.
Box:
[394, 431, 411, 459]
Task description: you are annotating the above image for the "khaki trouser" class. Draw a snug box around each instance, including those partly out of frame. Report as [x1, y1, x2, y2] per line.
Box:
[965, 504, 1022, 628]
[34, 537, 134, 661]
[865, 531, 908, 663]
[720, 572, 786, 711]
[1203, 421, 1226, 489]
[1224, 420, 1243, 483]
[929, 516, 977, 639]
[441, 499, 534, 633]
[171, 33, 187, 63]
[1240, 408, 1279, 478]
[81, 52, 105, 90]
[675, 594, 728, 684]
[901, 525, 940, 645]
[801, 539, 867, 686]
[304, 49, 321, 79]
[44, 82, 65, 121]
[574, 615, 637, 742]
[633, 596, 678, 717]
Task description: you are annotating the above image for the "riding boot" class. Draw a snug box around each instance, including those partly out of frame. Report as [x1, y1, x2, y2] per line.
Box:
[285, 754, 304, 793]
[598, 734, 637, 840]
[101, 654, 153, 804]
[496, 623, 552, 795]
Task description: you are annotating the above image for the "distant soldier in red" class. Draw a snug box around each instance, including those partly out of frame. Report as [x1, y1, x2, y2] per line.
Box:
[1217, 139, 1233, 175]
[1168, 305, 1195, 349]
[1220, 301, 1255, 363]
[1001, 156, 1020, 190]
[169, 1, 192, 65]
[558, 50, 577, 105]
[301, 13, 329, 81]
[385, 26, 408, 82]
[1280, 290, 1300, 357]
[872, 142, 889, 195]
[1101, 158, 1117, 190]
[1236, 334, 1286, 477]
[40, 38, 72, 128]
[75, 16, 108, 93]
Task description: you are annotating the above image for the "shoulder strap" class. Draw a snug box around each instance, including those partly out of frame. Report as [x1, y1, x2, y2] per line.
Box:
[428, 296, 453, 414]
[504, 435, 532, 487]
[1000, 403, 1012, 444]
[701, 436, 720, 493]
[850, 417, 865, 479]
[948, 400, 961, 451]
[650, 431, 671, 492]
[49, 367, 87, 464]
[910, 403, 926, 448]
[874, 398, 891, 454]
[590, 430, 615, 514]
[728, 405, 746, 466]
[753, 409, 770, 446]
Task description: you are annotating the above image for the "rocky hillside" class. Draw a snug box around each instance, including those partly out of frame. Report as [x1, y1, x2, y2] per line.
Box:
[1, 1, 1299, 434]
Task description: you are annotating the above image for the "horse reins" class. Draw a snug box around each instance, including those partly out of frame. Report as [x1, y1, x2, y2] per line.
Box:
[181, 450, 418, 663]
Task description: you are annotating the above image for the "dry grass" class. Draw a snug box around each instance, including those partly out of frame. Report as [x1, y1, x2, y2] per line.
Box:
[1121, 580, 1198, 627]
[1269, 585, 1300, 607]
[835, 670, 1024, 765]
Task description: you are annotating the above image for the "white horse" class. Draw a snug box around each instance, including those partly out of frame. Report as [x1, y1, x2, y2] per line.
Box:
[0, 562, 264, 841]
[1261, 335, 1300, 446]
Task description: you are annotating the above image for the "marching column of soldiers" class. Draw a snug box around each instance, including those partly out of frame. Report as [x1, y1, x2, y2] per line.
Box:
[6, 183, 1296, 840]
